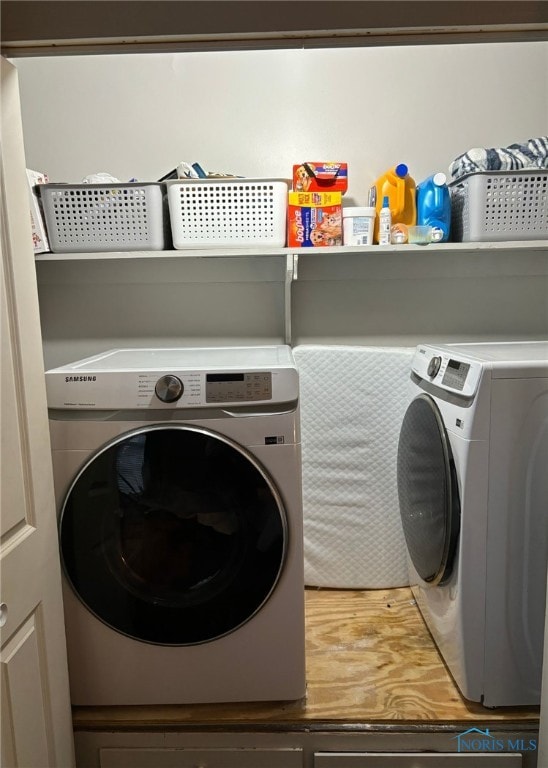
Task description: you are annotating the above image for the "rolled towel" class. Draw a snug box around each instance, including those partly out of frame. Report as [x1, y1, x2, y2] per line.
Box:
[449, 136, 548, 180]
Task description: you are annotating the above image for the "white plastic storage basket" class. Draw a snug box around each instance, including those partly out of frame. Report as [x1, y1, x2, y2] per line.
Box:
[167, 178, 289, 248]
[39, 183, 166, 253]
[449, 170, 548, 242]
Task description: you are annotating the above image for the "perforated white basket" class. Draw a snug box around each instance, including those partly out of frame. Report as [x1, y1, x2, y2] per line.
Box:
[449, 170, 548, 242]
[167, 178, 289, 248]
[39, 183, 166, 253]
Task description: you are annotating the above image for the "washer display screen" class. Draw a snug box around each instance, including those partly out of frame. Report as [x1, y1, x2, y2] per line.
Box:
[59, 425, 286, 645]
[442, 359, 470, 391]
[206, 371, 272, 402]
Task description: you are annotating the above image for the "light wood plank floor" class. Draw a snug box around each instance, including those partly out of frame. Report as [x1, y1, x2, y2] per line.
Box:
[73, 588, 540, 730]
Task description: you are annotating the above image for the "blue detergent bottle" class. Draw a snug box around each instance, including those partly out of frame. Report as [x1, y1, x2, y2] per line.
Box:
[416, 172, 451, 242]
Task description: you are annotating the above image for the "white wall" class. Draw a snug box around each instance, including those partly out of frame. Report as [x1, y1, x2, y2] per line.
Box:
[14, 42, 548, 203]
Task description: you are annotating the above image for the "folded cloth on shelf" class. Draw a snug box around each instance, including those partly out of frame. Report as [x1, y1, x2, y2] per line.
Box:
[449, 136, 548, 180]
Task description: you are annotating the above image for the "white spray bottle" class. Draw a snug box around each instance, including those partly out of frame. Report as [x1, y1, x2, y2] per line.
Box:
[379, 196, 392, 246]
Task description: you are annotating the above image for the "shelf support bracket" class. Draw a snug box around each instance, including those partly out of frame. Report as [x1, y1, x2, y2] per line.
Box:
[284, 253, 298, 345]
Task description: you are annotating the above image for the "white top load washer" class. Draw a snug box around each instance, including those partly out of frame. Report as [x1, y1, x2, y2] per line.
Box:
[46, 345, 305, 706]
[397, 340, 548, 707]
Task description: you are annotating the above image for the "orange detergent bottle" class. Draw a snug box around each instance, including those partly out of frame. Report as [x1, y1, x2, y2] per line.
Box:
[373, 164, 417, 244]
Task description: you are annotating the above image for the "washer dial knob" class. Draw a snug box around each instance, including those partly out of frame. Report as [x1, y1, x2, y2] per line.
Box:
[427, 356, 442, 378]
[155, 375, 184, 403]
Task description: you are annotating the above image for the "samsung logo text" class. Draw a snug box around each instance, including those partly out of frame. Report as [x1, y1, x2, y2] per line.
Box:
[65, 376, 97, 382]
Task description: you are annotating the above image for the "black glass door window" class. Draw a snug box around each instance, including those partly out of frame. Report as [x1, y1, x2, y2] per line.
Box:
[60, 426, 286, 645]
[397, 394, 460, 585]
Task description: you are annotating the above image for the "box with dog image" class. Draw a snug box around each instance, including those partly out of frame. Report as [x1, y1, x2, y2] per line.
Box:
[287, 191, 343, 247]
[293, 162, 348, 194]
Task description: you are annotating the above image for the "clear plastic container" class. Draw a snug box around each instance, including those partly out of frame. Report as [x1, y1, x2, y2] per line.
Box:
[407, 225, 433, 245]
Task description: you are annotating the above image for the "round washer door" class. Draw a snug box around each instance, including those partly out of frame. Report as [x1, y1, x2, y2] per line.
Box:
[397, 394, 460, 585]
[59, 425, 287, 645]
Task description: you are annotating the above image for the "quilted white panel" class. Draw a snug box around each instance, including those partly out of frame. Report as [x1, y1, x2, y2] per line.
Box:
[293, 344, 414, 588]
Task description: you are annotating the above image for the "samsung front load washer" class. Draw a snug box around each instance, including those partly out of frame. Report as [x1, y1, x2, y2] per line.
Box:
[46, 345, 305, 706]
[397, 341, 548, 707]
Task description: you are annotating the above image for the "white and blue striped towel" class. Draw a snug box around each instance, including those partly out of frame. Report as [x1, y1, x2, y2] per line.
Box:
[449, 136, 548, 180]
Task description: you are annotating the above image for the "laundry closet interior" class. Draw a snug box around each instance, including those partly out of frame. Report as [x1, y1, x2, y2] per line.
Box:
[4, 3, 548, 767]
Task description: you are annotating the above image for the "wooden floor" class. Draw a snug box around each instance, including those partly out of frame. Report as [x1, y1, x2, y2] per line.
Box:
[72, 588, 540, 730]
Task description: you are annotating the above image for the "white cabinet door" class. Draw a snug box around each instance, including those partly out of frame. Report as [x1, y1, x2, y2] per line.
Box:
[0, 56, 74, 768]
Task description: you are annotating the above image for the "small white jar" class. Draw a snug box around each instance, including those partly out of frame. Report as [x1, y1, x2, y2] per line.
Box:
[342, 206, 376, 246]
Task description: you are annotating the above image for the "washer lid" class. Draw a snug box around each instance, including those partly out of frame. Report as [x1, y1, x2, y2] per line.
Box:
[47, 345, 296, 372]
[441, 340, 548, 363]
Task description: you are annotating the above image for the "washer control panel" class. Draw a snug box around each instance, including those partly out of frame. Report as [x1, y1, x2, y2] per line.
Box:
[412, 346, 482, 397]
[206, 372, 272, 403]
[46, 368, 296, 409]
[155, 374, 184, 403]
[136, 372, 202, 407]
[441, 359, 471, 391]
[45, 347, 299, 410]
